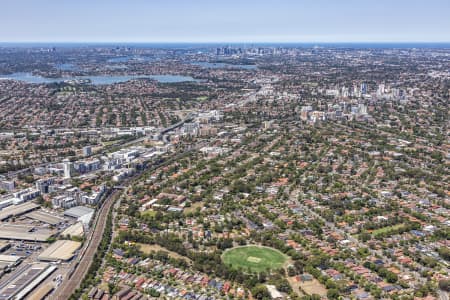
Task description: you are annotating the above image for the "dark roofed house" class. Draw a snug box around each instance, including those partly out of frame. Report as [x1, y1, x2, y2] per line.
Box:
[382, 285, 397, 292]
[113, 248, 125, 257]
[88, 287, 98, 298]
[208, 279, 216, 287]
[94, 289, 104, 300]
[114, 287, 132, 300]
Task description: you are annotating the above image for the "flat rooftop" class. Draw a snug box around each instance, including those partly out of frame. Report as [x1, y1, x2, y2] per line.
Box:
[25, 210, 65, 225]
[61, 222, 84, 237]
[64, 206, 94, 218]
[0, 254, 22, 263]
[27, 282, 54, 300]
[0, 224, 55, 242]
[0, 254, 22, 271]
[0, 202, 40, 221]
[38, 240, 81, 262]
[0, 263, 56, 300]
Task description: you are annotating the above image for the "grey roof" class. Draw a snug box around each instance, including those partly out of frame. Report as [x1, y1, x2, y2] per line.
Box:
[0, 202, 39, 221]
[64, 206, 94, 218]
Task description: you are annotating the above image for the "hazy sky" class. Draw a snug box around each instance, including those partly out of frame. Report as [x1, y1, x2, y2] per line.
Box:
[1, 0, 449, 43]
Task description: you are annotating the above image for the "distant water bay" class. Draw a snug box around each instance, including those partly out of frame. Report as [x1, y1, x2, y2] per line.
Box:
[0, 73, 198, 84]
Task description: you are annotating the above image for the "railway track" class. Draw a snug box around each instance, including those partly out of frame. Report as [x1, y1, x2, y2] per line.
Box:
[52, 189, 119, 299]
[51, 144, 202, 299]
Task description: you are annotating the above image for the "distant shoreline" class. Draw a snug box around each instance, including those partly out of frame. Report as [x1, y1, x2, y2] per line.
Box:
[1, 42, 450, 49]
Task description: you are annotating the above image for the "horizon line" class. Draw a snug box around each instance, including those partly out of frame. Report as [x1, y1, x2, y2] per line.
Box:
[1, 41, 450, 45]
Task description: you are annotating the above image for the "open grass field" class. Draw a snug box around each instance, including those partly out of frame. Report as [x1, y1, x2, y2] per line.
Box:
[137, 243, 192, 262]
[222, 245, 287, 273]
[371, 223, 405, 235]
[140, 209, 157, 218]
[298, 278, 327, 297]
[183, 201, 203, 214]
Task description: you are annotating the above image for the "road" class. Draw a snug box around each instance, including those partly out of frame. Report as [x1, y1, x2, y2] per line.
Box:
[51, 141, 205, 299]
[4, 113, 196, 179]
[52, 188, 120, 299]
[119, 112, 196, 148]
[290, 189, 426, 286]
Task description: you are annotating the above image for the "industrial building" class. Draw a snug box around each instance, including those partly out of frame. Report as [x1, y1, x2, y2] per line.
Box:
[0, 254, 23, 276]
[0, 202, 40, 221]
[27, 283, 54, 300]
[0, 224, 55, 242]
[61, 222, 84, 238]
[0, 263, 57, 300]
[25, 210, 65, 226]
[38, 240, 81, 262]
[64, 205, 94, 225]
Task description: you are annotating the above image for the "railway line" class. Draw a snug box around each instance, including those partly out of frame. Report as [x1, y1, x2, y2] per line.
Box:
[52, 188, 119, 299]
[51, 142, 203, 299]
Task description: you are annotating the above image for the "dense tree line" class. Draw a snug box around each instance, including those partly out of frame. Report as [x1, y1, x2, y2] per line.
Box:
[69, 209, 113, 300]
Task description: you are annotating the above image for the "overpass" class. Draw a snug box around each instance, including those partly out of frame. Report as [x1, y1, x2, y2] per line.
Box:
[159, 112, 196, 135]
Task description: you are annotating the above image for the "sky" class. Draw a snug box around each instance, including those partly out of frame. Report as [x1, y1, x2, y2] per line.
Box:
[1, 0, 449, 43]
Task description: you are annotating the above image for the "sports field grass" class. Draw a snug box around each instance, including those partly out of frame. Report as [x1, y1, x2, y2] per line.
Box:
[222, 246, 287, 273]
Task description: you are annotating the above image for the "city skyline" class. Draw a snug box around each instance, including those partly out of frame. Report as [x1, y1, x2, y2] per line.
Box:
[1, 0, 450, 43]
[0, 1, 449, 297]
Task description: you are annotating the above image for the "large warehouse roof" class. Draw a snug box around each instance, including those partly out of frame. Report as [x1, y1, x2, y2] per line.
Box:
[0, 202, 39, 221]
[64, 206, 94, 218]
[61, 222, 84, 237]
[38, 240, 81, 262]
[0, 224, 55, 242]
[25, 210, 64, 225]
[0, 263, 56, 300]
